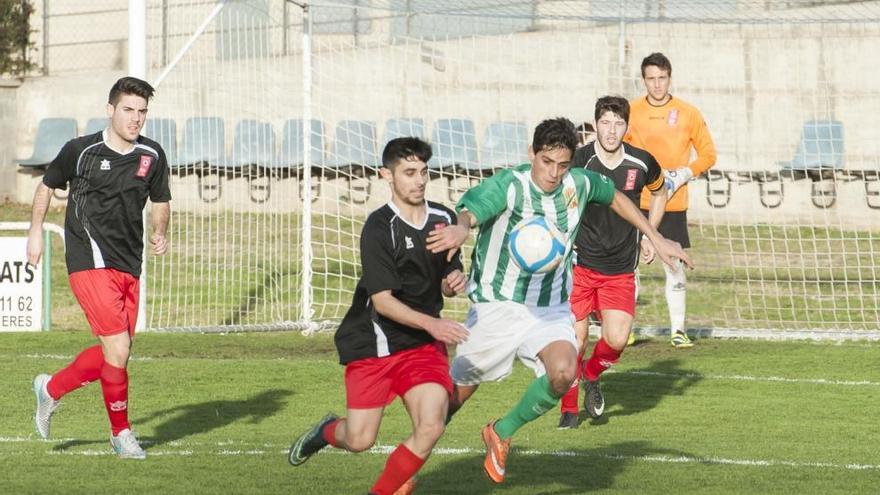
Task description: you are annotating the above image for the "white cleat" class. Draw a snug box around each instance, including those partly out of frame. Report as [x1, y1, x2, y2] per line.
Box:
[33, 374, 60, 439]
[111, 429, 147, 460]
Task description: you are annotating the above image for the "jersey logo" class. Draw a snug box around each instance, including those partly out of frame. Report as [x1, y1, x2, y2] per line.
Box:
[136, 155, 153, 177]
[100, 159, 111, 171]
[405, 236, 414, 249]
[625, 169, 638, 190]
[667, 109, 679, 126]
[563, 185, 578, 208]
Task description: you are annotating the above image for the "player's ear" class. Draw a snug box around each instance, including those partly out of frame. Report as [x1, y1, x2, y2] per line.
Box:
[527, 145, 535, 161]
[379, 166, 393, 182]
[105, 103, 114, 118]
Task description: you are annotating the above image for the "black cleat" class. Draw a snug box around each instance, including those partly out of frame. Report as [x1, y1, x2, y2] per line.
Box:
[583, 380, 605, 419]
[288, 413, 338, 466]
[557, 411, 579, 429]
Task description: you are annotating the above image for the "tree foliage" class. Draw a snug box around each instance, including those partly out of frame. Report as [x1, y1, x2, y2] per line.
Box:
[0, 0, 36, 77]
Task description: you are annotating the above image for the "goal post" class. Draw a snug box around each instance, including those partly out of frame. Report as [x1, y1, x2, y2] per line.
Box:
[139, 0, 880, 337]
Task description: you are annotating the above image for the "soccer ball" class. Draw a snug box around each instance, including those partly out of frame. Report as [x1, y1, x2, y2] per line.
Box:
[508, 216, 566, 274]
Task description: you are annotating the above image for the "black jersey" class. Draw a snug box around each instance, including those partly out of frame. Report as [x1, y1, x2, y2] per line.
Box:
[42, 130, 171, 277]
[335, 201, 463, 365]
[572, 142, 663, 275]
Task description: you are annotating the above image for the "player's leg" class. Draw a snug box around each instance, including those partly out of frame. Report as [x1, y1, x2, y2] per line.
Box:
[558, 264, 595, 428]
[446, 383, 479, 423]
[658, 212, 692, 347]
[289, 407, 384, 466]
[582, 309, 633, 418]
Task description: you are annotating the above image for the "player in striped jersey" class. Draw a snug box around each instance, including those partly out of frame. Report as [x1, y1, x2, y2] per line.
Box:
[427, 117, 693, 484]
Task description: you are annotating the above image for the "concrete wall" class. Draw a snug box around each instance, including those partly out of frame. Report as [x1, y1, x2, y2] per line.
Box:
[0, 79, 22, 202]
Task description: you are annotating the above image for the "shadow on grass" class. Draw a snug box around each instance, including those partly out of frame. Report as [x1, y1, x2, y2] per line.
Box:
[53, 389, 294, 452]
[581, 358, 702, 426]
[418, 440, 694, 494]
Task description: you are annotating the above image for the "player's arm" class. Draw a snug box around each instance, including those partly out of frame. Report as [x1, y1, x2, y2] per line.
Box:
[27, 141, 76, 265]
[609, 190, 692, 269]
[26, 183, 53, 266]
[426, 169, 511, 259]
[640, 151, 668, 263]
[150, 202, 170, 256]
[685, 109, 717, 177]
[371, 290, 467, 344]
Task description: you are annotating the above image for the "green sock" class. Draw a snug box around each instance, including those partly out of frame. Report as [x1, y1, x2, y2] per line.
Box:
[494, 375, 559, 440]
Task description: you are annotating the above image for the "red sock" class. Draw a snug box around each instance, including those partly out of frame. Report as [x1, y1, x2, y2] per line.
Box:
[584, 338, 622, 382]
[559, 351, 585, 413]
[46, 345, 104, 400]
[100, 362, 130, 435]
[321, 418, 343, 448]
[370, 444, 425, 495]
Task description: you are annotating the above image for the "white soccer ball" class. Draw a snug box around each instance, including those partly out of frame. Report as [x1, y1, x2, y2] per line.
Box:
[508, 216, 566, 274]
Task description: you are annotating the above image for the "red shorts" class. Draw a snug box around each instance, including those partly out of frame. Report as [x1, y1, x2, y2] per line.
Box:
[569, 265, 636, 321]
[69, 268, 139, 337]
[344, 341, 453, 409]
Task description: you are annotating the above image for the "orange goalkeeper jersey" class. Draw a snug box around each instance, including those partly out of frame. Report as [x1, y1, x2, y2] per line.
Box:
[624, 95, 717, 212]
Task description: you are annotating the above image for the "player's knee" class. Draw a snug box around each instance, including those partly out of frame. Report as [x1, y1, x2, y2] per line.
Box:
[547, 366, 577, 396]
[345, 432, 376, 453]
[415, 419, 445, 443]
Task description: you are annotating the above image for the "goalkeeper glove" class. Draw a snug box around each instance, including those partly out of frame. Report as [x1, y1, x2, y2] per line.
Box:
[663, 167, 694, 198]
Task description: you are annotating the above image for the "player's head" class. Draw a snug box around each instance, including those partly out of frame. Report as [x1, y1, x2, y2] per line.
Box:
[106, 77, 155, 144]
[528, 117, 577, 193]
[576, 122, 596, 148]
[640, 52, 672, 104]
[380, 137, 432, 206]
[594, 96, 629, 154]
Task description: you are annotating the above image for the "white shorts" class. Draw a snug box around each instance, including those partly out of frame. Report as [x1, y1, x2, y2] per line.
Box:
[450, 301, 577, 386]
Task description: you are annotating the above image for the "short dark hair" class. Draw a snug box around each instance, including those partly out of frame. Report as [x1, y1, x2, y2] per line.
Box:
[640, 52, 672, 78]
[594, 96, 630, 124]
[531, 117, 577, 156]
[382, 137, 432, 169]
[108, 77, 155, 105]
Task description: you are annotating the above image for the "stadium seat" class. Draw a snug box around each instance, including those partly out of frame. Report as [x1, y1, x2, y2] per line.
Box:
[383, 118, 426, 144]
[178, 117, 226, 203]
[431, 118, 479, 172]
[141, 118, 178, 170]
[17, 118, 78, 168]
[779, 120, 844, 208]
[84, 118, 106, 136]
[328, 120, 379, 204]
[228, 119, 276, 203]
[482, 121, 528, 170]
[279, 119, 325, 202]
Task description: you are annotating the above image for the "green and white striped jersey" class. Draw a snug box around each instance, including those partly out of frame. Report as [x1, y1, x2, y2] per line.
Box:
[457, 163, 615, 307]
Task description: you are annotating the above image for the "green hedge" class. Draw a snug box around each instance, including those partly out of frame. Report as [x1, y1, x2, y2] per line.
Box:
[0, 0, 36, 76]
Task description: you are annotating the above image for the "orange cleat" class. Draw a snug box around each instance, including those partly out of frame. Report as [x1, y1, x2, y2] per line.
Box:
[481, 421, 511, 483]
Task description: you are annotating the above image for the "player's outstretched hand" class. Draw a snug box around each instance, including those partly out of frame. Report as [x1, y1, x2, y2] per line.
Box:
[26, 228, 43, 266]
[151, 233, 168, 256]
[425, 318, 469, 345]
[426, 223, 470, 262]
[654, 237, 694, 270]
[443, 269, 467, 296]
[640, 236, 656, 264]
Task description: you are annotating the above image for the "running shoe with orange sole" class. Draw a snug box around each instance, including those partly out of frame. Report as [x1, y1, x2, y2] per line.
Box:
[481, 421, 511, 483]
[392, 477, 416, 495]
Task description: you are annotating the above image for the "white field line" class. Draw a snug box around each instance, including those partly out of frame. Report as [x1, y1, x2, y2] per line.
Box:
[1, 441, 877, 471]
[13, 353, 880, 387]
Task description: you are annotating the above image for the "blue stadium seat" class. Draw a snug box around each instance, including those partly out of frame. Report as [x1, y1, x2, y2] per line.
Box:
[431, 119, 478, 172]
[141, 118, 178, 169]
[278, 119, 325, 173]
[84, 118, 106, 136]
[482, 121, 528, 170]
[328, 120, 378, 204]
[383, 118, 426, 145]
[227, 120, 276, 203]
[17, 118, 78, 168]
[278, 119, 325, 202]
[178, 117, 226, 203]
[779, 120, 844, 172]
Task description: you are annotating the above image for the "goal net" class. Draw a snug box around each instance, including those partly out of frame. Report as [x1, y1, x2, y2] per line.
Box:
[142, 0, 880, 336]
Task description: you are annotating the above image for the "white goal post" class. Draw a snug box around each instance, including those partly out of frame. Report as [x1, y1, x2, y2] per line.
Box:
[132, 0, 879, 338]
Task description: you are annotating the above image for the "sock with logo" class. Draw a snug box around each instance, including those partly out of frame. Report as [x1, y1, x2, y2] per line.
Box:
[664, 260, 687, 333]
[46, 345, 104, 400]
[583, 338, 622, 382]
[100, 362, 130, 436]
[558, 351, 585, 414]
[369, 443, 424, 495]
[495, 374, 559, 440]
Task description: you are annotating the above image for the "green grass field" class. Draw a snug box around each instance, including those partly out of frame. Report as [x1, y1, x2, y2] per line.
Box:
[2, 331, 878, 494]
